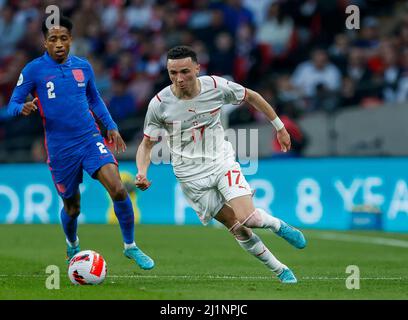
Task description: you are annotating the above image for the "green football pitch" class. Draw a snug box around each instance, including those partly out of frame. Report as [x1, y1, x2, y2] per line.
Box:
[0, 224, 407, 300]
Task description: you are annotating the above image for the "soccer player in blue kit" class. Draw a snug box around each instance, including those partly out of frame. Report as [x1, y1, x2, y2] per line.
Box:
[7, 17, 154, 270]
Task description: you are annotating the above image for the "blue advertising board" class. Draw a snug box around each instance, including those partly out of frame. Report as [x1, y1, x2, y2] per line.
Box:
[1, 158, 408, 232]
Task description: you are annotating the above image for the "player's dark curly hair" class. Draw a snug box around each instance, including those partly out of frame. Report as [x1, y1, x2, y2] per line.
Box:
[42, 16, 73, 37]
[167, 46, 198, 63]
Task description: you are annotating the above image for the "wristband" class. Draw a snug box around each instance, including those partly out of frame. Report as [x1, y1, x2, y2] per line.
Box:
[271, 117, 284, 131]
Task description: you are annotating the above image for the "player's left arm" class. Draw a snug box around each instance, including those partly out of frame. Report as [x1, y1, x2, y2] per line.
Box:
[244, 88, 291, 152]
[214, 75, 291, 152]
[86, 63, 126, 153]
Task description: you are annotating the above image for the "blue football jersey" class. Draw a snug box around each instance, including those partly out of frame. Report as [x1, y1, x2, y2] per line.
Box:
[8, 52, 118, 158]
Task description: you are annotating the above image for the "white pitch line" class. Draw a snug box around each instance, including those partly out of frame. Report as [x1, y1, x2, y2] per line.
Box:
[0, 274, 405, 281]
[310, 232, 408, 248]
[107, 275, 405, 281]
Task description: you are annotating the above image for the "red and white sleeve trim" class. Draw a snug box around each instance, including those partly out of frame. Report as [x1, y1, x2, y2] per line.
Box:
[236, 87, 247, 105]
[144, 133, 159, 141]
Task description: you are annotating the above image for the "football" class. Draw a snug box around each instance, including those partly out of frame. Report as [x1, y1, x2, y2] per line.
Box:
[68, 250, 107, 285]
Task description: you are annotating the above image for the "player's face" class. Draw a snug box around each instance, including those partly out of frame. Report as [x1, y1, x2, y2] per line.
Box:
[167, 57, 200, 93]
[44, 27, 72, 63]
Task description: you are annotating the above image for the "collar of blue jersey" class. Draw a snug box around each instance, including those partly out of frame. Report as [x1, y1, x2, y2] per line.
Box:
[43, 51, 72, 67]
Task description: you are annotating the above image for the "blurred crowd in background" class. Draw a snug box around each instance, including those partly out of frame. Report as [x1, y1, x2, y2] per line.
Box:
[0, 0, 407, 162]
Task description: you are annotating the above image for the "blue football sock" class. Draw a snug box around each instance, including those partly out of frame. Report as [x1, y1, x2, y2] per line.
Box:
[60, 208, 78, 244]
[113, 196, 135, 245]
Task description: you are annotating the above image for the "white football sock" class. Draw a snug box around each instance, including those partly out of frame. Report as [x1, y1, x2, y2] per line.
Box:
[66, 236, 79, 248]
[242, 208, 281, 232]
[237, 233, 286, 274]
[124, 242, 137, 250]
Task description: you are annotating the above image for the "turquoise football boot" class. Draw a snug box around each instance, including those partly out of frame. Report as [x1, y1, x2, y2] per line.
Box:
[275, 220, 307, 249]
[277, 268, 298, 284]
[66, 243, 80, 264]
[124, 246, 155, 270]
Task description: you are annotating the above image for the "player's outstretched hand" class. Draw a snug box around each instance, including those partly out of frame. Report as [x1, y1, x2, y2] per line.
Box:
[277, 127, 291, 152]
[21, 97, 38, 116]
[107, 130, 127, 154]
[134, 173, 152, 191]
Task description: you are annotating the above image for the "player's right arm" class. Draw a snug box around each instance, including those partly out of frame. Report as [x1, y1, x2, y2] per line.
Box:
[7, 64, 38, 117]
[135, 136, 156, 191]
[135, 97, 163, 191]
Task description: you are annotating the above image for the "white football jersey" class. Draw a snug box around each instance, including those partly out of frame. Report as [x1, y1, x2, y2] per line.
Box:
[144, 75, 247, 182]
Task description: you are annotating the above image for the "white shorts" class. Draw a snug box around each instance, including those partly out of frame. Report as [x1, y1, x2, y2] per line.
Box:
[179, 161, 252, 225]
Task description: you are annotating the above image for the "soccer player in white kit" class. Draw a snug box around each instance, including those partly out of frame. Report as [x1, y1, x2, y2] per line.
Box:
[135, 46, 306, 283]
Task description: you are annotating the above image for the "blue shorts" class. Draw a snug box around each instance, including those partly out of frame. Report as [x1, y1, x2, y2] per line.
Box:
[48, 135, 117, 199]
